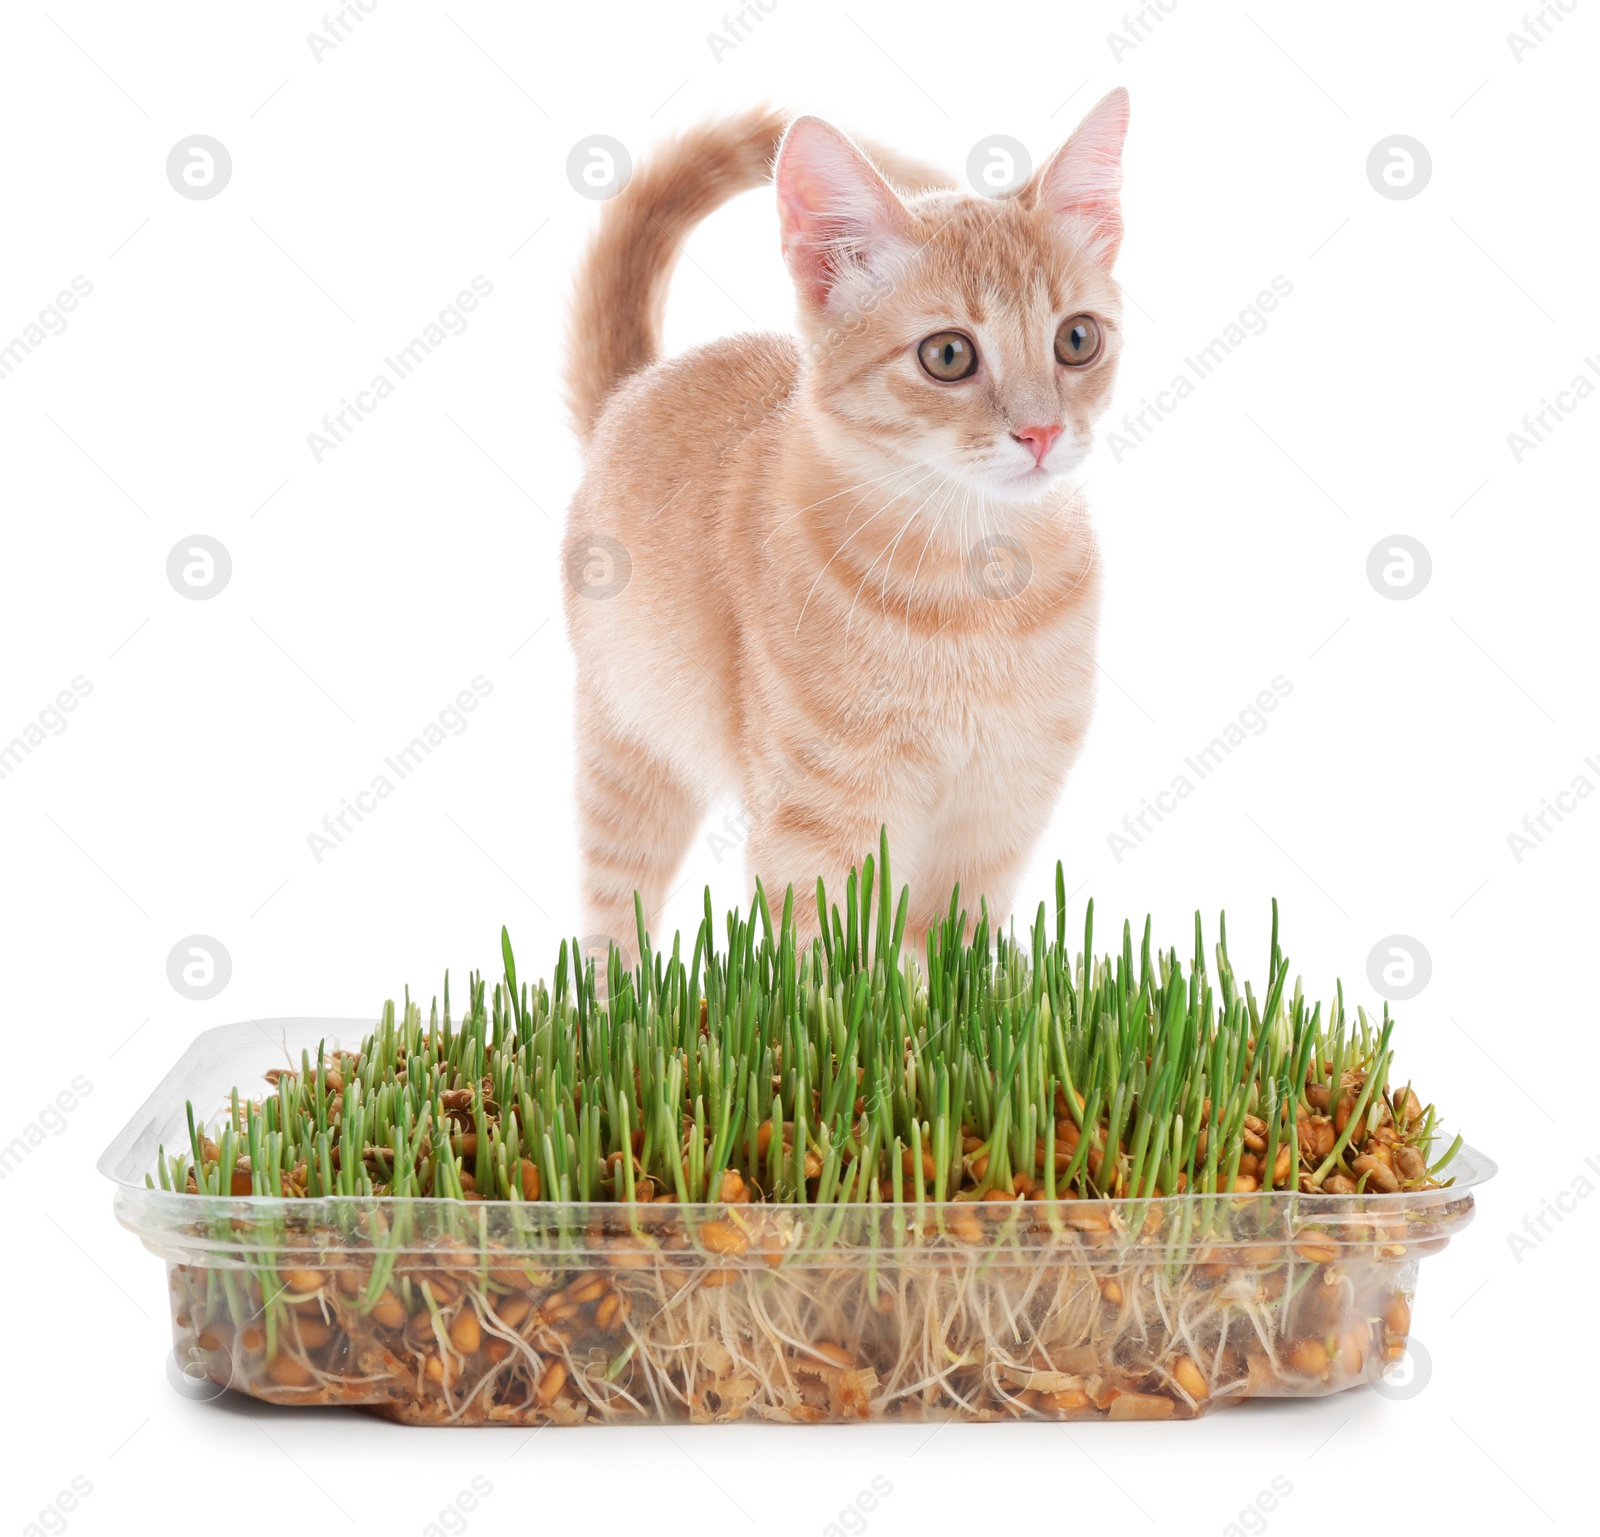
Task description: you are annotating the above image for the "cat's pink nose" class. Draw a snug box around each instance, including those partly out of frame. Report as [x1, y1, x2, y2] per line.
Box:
[1011, 423, 1063, 464]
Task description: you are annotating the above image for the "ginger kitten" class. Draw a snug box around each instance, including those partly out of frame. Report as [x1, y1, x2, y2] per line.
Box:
[563, 92, 1129, 955]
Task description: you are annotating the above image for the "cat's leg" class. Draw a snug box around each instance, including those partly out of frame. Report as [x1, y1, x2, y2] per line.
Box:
[741, 737, 930, 950]
[745, 806, 894, 949]
[910, 825, 1035, 952]
[576, 705, 705, 963]
[910, 747, 1074, 953]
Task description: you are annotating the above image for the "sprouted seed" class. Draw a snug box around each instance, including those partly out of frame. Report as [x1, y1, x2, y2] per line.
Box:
[147, 835, 1478, 1425]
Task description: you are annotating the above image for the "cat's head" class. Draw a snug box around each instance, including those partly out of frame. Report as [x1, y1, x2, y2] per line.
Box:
[774, 90, 1128, 505]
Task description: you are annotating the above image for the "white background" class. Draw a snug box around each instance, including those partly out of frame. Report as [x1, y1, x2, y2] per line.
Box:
[2, 1, 1593, 1532]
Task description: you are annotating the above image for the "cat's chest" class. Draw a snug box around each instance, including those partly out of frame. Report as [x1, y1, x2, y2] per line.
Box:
[869, 608, 1094, 744]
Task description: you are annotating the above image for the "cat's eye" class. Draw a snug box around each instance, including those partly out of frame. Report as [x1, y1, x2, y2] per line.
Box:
[1054, 314, 1104, 367]
[918, 331, 978, 382]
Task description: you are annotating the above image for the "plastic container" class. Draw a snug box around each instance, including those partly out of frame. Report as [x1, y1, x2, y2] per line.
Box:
[103, 1019, 1494, 1425]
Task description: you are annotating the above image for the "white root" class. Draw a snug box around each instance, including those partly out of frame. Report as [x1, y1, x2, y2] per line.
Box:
[172, 1232, 1414, 1424]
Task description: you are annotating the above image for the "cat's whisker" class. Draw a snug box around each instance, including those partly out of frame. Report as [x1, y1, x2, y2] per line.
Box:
[794, 471, 941, 638]
[966, 486, 992, 569]
[840, 473, 943, 643]
[759, 463, 921, 549]
[843, 471, 946, 641]
[843, 517, 909, 644]
[845, 465, 933, 534]
[902, 477, 962, 636]
[829, 469, 934, 609]
[875, 495, 925, 605]
[873, 472, 947, 600]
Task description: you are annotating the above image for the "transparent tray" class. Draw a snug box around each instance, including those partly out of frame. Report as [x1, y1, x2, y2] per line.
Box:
[102, 1019, 1493, 1425]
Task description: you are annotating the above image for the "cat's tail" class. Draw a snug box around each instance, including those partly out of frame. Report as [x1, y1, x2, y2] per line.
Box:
[565, 106, 786, 443]
[565, 107, 956, 443]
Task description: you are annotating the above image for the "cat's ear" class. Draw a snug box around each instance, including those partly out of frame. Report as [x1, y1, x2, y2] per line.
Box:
[1030, 87, 1129, 268]
[775, 116, 912, 310]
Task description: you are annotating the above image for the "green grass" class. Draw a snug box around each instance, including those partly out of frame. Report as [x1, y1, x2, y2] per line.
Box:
[155, 831, 1458, 1207]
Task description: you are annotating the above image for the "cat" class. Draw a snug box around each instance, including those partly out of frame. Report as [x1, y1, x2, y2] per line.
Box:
[563, 91, 1129, 960]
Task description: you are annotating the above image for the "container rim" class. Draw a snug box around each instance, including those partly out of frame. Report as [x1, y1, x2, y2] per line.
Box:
[100, 1017, 376, 1187]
